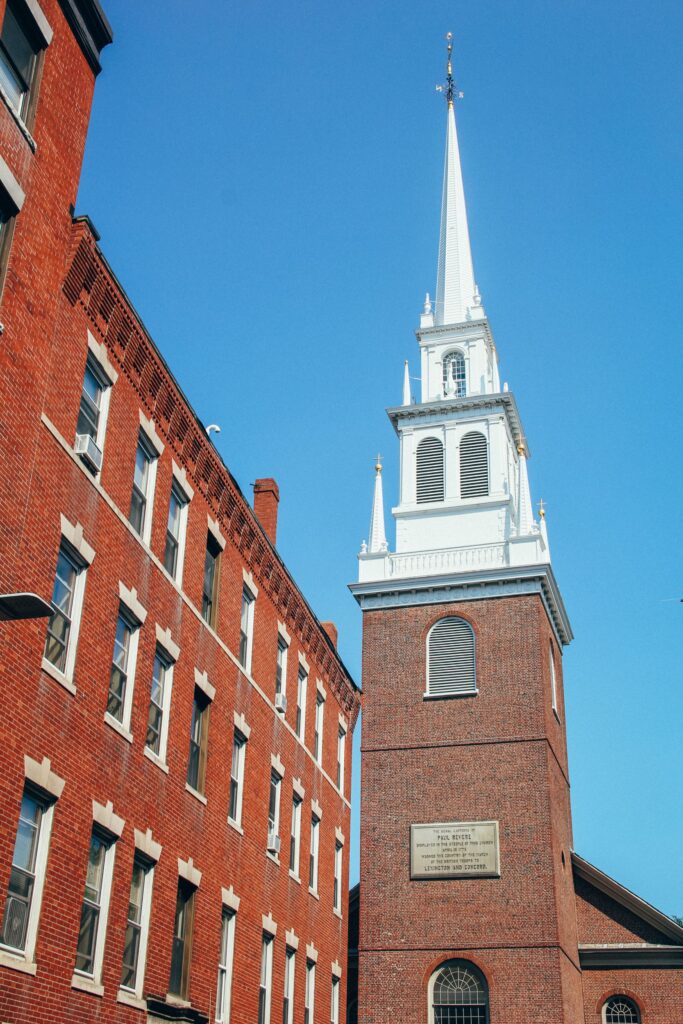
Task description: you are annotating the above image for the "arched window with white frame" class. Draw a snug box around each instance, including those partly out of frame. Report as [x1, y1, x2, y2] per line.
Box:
[429, 960, 488, 1024]
[603, 996, 641, 1024]
[426, 617, 476, 697]
[416, 436, 444, 503]
[442, 351, 466, 398]
[459, 431, 488, 498]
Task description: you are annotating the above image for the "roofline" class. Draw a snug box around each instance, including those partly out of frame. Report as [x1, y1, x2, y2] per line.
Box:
[58, 0, 113, 75]
[386, 391, 528, 454]
[69, 217, 359, 694]
[578, 944, 683, 969]
[572, 852, 683, 944]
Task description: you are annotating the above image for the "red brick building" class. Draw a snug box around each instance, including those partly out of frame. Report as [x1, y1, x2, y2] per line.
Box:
[348, 40, 683, 1024]
[0, 3, 360, 1023]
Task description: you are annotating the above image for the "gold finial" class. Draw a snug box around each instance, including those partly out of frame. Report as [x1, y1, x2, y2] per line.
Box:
[538, 499, 546, 519]
[517, 442, 526, 456]
[375, 453, 383, 473]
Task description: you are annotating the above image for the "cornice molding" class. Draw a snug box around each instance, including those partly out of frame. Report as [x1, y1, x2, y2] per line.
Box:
[578, 944, 683, 969]
[387, 391, 527, 453]
[58, 0, 113, 75]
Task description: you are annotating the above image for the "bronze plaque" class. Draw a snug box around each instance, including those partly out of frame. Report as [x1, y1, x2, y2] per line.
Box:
[410, 820, 500, 879]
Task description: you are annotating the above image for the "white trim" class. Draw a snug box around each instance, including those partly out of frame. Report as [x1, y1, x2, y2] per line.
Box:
[262, 912, 277, 937]
[216, 902, 237, 1023]
[296, 666, 308, 742]
[143, 746, 169, 774]
[306, 943, 318, 963]
[316, 679, 327, 700]
[119, 854, 155, 999]
[242, 567, 259, 598]
[45, 533, 90, 687]
[73, 830, 117, 985]
[305, 957, 316, 1024]
[171, 460, 195, 502]
[109, 603, 142, 734]
[208, 515, 226, 551]
[166, 477, 190, 586]
[133, 827, 162, 862]
[335, 827, 345, 846]
[23, 0, 53, 45]
[155, 623, 180, 662]
[278, 621, 291, 645]
[309, 812, 320, 893]
[314, 691, 325, 764]
[178, 857, 202, 888]
[92, 799, 125, 839]
[23, 755, 65, 800]
[292, 777, 305, 800]
[334, 841, 343, 913]
[311, 799, 322, 820]
[298, 651, 310, 673]
[233, 710, 251, 740]
[285, 929, 299, 951]
[289, 792, 302, 878]
[59, 515, 95, 564]
[194, 667, 216, 703]
[3, 786, 56, 965]
[331, 961, 342, 979]
[221, 886, 240, 912]
[133, 428, 160, 546]
[87, 331, 118, 385]
[146, 649, 175, 765]
[138, 411, 164, 455]
[240, 584, 255, 675]
[0, 154, 25, 212]
[117, 582, 147, 624]
[270, 752, 285, 777]
[229, 728, 247, 829]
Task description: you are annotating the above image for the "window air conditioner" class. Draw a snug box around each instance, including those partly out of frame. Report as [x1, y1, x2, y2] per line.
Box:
[267, 831, 281, 855]
[74, 433, 103, 472]
[275, 692, 287, 714]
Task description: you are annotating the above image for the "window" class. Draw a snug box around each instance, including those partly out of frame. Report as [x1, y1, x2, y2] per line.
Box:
[289, 794, 302, 877]
[304, 960, 316, 1024]
[603, 997, 641, 1024]
[258, 932, 274, 1024]
[1, 788, 53, 956]
[239, 586, 255, 671]
[120, 855, 153, 994]
[74, 830, 116, 980]
[202, 532, 221, 626]
[275, 634, 288, 704]
[76, 354, 112, 470]
[129, 431, 158, 542]
[169, 880, 195, 999]
[229, 729, 247, 827]
[314, 692, 325, 764]
[336, 725, 346, 793]
[309, 814, 320, 893]
[187, 688, 210, 795]
[296, 667, 308, 740]
[416, 437, 444, 503]
[216, 908, 236, 1023]
[43, 542, 86, 679]
[330, 975, 340, 1024]
[145, 647, 173, 761]
[549, 642, 559, 715]
[0, 0, 44, 121]
[283, 946, 296, 1024]
[430, 960, 488, 1024]
[267, 770, 282, 854]
[426, 616, 476, 698]
[106, 608, 140, 729]
[459, 431, 488, 498]
[442, 351, 466, 397]
[0, 190, 16, 293]
[164, 483, 188, 582]
[334, 842, 343, 914]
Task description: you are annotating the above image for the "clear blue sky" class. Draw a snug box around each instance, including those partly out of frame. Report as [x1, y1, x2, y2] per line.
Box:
[78, 1, 683, 914]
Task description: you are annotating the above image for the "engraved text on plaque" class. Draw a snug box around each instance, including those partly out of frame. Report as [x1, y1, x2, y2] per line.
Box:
[410, 820, 500, 879]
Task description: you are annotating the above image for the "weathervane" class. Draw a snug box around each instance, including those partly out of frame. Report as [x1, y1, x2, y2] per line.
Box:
[435, 32, 464, 106]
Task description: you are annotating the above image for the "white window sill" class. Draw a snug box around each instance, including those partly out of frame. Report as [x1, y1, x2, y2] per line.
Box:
[0, 948, 37, 975]
[266, 850, 280, 865]
[227, 817, 244, 836]
[422, 689, 479, 700]
[0, 80, 37, 151]
[41, 657, 76, 695]
[143, 746, 169, 774]
[552, 708, 561, 723]
[165, 993, 191, 1008]
[185, 782, 207, 805]
[308, 887, 319, 901]
[71, 972, 104, 997]
[333, 908, 343, 920]
[117, 988, 146, 1010]
[288, 871, 301, 885]
[104, 713, 133, 743]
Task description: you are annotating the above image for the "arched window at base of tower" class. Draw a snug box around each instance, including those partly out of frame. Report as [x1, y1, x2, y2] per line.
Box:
[428, 960, 489, 1024]
[603, 996, 641, 1024]
[425, 616, 477, 698]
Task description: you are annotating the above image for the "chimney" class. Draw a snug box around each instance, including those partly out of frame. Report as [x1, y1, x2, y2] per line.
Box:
[321, 621, 338, 649]
[253, 478, 280, 544]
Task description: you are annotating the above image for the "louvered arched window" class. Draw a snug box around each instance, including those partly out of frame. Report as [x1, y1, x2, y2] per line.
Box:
[427, 617, 476, 697]
[442, 351, 466, 397]
[416, 437, 444, 503]
[603, 996, 641, 1023]
[460, 431, 488, 498]
[430, 960, 488, 1024]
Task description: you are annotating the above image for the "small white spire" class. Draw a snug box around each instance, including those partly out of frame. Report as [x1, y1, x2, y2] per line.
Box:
[517, 444, 533, 536]
[368, 457, 388, 553]
[538, 499, 551, 559]
[402, 361, 411, 406]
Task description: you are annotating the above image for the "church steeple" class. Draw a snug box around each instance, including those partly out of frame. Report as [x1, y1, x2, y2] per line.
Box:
[367, 457, 387, 554]
[434, 34, 484, 327]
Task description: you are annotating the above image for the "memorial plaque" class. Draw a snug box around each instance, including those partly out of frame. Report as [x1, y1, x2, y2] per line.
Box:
[410, 820, 500, 879]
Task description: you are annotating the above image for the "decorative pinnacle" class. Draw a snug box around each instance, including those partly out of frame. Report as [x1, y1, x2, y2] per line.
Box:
[538, 498, 546, 519]
[374, 453, 383, 473]
[517, 442, 527, 456]
[436, 32, 463, 107]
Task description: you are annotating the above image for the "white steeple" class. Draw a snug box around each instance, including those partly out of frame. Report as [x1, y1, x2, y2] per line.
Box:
[516, 444, 534, 535]
[434, 35, 483, 327]
[368, 458, 388, 553]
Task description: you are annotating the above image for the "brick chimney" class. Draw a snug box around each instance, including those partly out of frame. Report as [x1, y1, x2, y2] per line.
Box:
[253, 478, 280, 544]
[321, 621, 338, 649]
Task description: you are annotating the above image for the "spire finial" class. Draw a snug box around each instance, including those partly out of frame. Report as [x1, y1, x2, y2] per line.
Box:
[445, 32, 454, 107]
[368, 454, 388, 554]
[375, 453, 383, 474]
[538, 499, 546, 519]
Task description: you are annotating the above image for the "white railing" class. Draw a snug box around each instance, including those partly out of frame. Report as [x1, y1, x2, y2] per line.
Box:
[388, 542, 507, 579]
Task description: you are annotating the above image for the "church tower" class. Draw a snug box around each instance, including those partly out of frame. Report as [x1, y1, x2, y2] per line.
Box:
[351, 36, 583, 1023]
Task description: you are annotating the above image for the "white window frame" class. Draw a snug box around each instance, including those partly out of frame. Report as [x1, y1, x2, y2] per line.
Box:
[275, 628, 289, 700]
[305, 959, 316, 1024]
[333, 842, 343, 915]
[314, 689, 325, 764]
[119, 852, 155, 999]
[296, 666, 308, 741]
[75, 349, 115, 470]
[258, 931, 274, 1024]
[283, 945, 296, 1024]
[289, 793, 302, 879]
[216, 906, 237, 1023]
[130, 428, 159, 546]
[549, 642, 559, 718]
[164, 479, 190, 585]
[267, 769, 282, 855]
[336, 722, 346, 794]
[144, 642, 176, 769]
[72, 827, 117, 988]
[239, 577, 257, 674]
[309, 814, 320, 895]
[42, 523, 94, 691]
[105, 605, 141, 737]
[228, 727, 248, 830]
[330, 974, 340, 1024]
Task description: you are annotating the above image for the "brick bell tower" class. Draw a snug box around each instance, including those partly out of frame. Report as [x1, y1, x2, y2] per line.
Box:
[350, 36, 583, 1024]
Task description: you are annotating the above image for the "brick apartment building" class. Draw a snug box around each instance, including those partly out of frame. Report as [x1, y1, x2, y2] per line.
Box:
[0, 3, 360, 1023]
[347, 39, 683, 1024]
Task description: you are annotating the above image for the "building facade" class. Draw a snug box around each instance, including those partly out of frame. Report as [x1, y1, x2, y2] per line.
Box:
[0, 3, 360, 1023]
[349, 38, 683, 1024]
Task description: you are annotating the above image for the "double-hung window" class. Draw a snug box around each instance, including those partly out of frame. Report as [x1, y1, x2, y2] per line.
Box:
[0, 189, 16, 292]
[74, 829, 116, 981]
[216, 907, 237, 1023]
[334, 842, 343, 914]
[75, 354, 113, 473]
[258, 932, 274, 1024]
[309, 814, 320, 894]
[169, 879, 195, 1000]
[120, 854, 154, 995]
[187, 688, 210, 795]
[283, 946, 296, 1024]
[267, 770, 282, 856]
[314, 691, 325, 764]
[229, 729, 247, 828]
[331, 975, 340, 1024]
[202, 532, 221, 627]
[289, 794, 302, 877]
[0, 0, 47, 123]
[239, 585, 255, 672]
[106, 607, 141, 731]
[43, 539, 88, 683]
[549, 642, 559, 717]
[145, 647, 174, 763]
[1, 786, 54, 958]
[129, 431, 158, 543]
[304, 959, 316, 1024]
[336, 724, 346, 793]
[275, 633, 288, 710]
[164, 482, 189, 582]
[296, 667, 308, 741]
